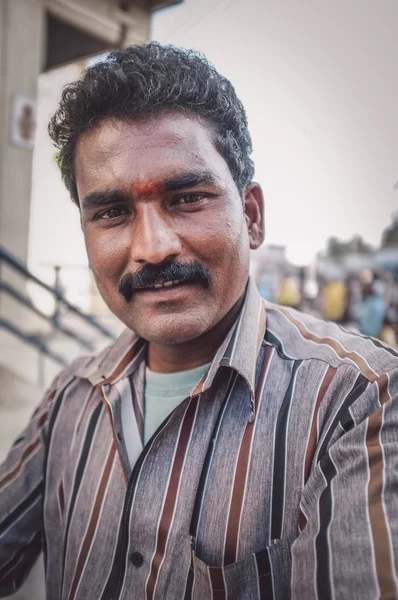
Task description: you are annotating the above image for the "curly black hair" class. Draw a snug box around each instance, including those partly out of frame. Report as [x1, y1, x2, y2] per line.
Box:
[48, 42, 255, 205]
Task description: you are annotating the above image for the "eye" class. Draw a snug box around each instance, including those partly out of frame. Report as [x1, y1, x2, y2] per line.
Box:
[173, 193, 206, 205]
[96, 207, 129, 220]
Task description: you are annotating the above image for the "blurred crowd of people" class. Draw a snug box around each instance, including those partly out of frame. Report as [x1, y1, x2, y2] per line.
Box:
[256, 267, 398, 348]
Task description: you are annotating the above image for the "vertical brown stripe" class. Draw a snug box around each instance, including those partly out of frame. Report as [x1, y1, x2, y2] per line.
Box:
[47, 384, 59, 402]
[278, 307, 379, 381]
[0, 436, 41, 487]
[191, 373, 206, 397]
[377, 373, 391, 406]
[303, 367, 337, 484]
[37, 411, 49, 429]
[257, 300, 267, 355]
[67, 443, 117, 600]
[102, 338, 145, 384]
[255, 548, 273, 599]
[146, 396, 199, 600]
[366, 374, 396, 597]
[298, 509, 307, 532]
[209, 566, 226, 599]
[223, 346, 272, 566]
[1, 399, 50, 485]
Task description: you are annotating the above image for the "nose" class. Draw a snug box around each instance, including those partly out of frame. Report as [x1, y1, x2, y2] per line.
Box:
[131, 205, 182, 265]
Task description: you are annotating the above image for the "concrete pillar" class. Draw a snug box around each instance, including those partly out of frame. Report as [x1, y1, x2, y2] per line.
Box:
[0, 0, 46, 341]
[0, 0, 45, 262]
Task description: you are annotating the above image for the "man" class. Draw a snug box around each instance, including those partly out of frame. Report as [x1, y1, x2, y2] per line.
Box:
[0, 43, 397, 600]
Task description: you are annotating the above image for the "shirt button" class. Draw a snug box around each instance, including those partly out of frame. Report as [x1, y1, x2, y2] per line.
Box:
[130, 551, 144, 567]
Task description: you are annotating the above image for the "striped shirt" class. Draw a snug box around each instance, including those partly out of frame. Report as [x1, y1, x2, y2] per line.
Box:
[1, 277, 398, 599]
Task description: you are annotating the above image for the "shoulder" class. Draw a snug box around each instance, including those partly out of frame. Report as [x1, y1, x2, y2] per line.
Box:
[46, 327, 135, 402]
[39, 338, 121, 431]
[63, 327, 138, 383]
[264, 301, 398, 382]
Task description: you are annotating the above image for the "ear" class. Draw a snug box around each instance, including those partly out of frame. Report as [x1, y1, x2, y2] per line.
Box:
[244, 182, 265, 249]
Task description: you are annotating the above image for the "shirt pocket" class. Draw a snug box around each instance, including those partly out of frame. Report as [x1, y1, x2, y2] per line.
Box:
[190, 538, 291, 600]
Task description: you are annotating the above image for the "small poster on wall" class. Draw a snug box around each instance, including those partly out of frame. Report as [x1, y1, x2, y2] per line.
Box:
[10, 94, 37, 150]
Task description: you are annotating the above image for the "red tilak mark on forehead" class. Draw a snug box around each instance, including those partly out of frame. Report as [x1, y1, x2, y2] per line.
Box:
[131, 181, 161, 197]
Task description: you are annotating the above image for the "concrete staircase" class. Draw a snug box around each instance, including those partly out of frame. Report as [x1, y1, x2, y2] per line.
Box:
[0, 365, 46, 600]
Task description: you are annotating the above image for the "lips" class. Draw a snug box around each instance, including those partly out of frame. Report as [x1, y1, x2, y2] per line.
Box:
[137, 279, 183, 291]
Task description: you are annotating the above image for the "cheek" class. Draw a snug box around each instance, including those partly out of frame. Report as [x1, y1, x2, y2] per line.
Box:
[209, 212, 249, 261]
[195, 206, 246, 248]
[84, 229, 129, 283]
[191, 214, 249, 280]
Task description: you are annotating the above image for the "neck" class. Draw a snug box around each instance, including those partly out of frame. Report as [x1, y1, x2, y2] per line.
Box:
[147, 295, 244, 373]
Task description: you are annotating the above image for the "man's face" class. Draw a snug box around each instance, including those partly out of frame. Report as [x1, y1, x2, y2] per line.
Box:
[75, 113, 264, 345]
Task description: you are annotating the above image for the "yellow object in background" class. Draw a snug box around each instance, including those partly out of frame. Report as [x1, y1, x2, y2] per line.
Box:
[322, 281, 347, 321]
[379, 324, 397, 348]
[279, 276, 302, 307]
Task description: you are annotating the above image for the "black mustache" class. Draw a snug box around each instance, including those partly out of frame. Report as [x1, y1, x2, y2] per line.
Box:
[119, 260, 211, 302]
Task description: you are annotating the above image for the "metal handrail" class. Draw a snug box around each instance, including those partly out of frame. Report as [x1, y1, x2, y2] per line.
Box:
[0, 281, 93, 351]
[0, 318, 67, 367]
[0, 245, 114, 339]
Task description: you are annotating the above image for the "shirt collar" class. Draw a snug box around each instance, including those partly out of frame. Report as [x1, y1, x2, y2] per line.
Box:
[76, 277, 266, 395]
[191, 277, 266, 398]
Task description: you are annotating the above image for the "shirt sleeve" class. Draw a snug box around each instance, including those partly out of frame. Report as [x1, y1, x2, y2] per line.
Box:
[0, 372, 63, 597]
[291, 365, 398, 599]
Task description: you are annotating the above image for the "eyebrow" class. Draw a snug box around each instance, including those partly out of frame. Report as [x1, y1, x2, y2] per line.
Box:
[81, 190, 126, 209]
[161, 171, 218, 192]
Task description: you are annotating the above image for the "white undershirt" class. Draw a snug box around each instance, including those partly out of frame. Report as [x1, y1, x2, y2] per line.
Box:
[143, 362, 210, 444]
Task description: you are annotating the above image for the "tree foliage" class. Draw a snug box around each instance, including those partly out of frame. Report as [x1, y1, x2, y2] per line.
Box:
[326, 234, 374, 257]
[381, 211, 398, 248]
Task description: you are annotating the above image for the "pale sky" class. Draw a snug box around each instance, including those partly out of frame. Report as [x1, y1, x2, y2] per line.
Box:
[152, 0, 398, 263]
[29, 0, 398, 291]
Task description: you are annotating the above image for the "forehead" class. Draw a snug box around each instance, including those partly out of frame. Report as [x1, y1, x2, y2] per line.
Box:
[74, 113, 232, 196]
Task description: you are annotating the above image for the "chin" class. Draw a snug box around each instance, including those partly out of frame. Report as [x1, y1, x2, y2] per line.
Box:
[131, 312, 213, 346]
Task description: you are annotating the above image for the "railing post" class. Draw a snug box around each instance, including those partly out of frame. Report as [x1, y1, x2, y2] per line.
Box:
[37, 349, 44, 389]
[0, 250, 3, 316]
[0, 245, 116, 378]
[52, 265, 63, 327]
